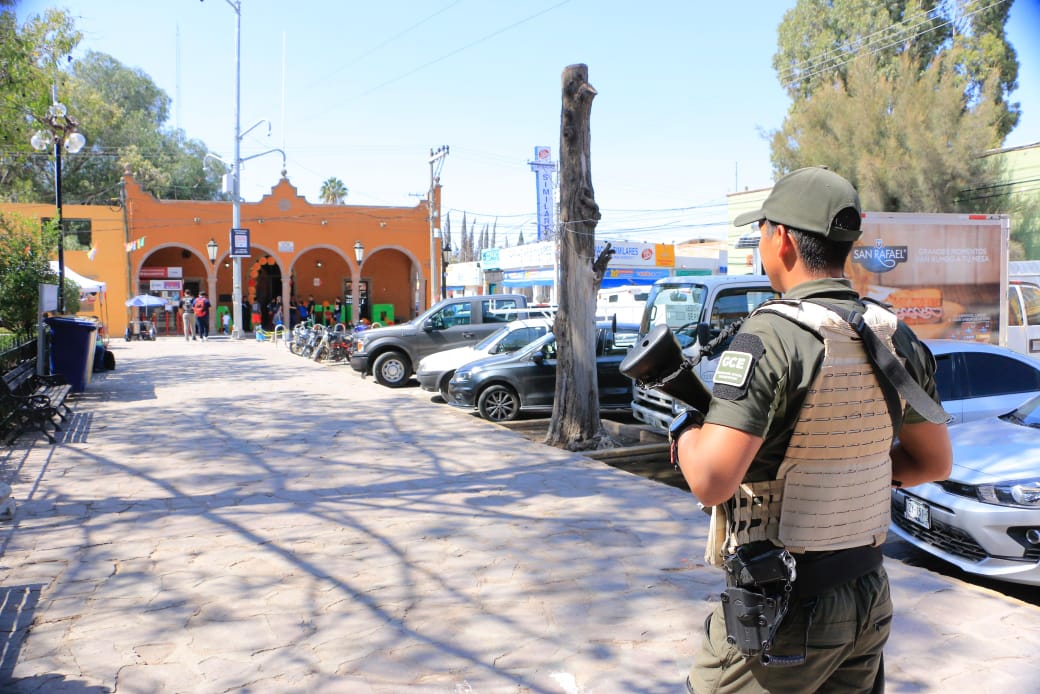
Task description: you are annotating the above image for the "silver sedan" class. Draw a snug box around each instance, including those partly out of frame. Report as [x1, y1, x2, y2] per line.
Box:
[891, 393, 1040, 587]
[925, 339, 1040, 426]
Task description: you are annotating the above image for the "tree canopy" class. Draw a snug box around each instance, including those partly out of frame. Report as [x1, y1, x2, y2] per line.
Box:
[773, 0, 1018, 138]
[319, 177, 348, 205]
[0, 212, 78, 338]
[0, 9, 226, 205]
[770, 0, 1023, 220]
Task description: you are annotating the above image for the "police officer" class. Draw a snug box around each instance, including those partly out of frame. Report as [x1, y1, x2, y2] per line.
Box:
[673, 167, 953, 692]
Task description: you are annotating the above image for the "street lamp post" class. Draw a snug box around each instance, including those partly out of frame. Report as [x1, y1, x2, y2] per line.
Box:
[441, 241, 451, 299]
[353, 240, 365, 325]
[31, 99, 86, 314]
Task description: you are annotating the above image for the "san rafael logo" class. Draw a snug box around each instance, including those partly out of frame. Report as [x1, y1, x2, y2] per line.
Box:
[852, 239, 909, 274]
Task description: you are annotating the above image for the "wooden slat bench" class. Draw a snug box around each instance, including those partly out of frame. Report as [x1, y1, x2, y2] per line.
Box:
[1, 359, 72, 444]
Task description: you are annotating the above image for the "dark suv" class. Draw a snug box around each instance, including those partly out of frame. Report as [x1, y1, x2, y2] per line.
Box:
[350, 294, 528, 387]
[446, 321, 639, 422]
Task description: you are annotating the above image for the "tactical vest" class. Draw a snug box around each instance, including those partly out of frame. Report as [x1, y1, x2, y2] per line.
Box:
[705, 299, 902, 566]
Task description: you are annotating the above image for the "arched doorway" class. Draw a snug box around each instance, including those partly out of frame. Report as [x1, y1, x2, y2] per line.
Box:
[247, 256, 284, 330]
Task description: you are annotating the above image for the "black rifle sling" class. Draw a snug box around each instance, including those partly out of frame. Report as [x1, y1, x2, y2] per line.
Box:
[808, 300, 950, 426]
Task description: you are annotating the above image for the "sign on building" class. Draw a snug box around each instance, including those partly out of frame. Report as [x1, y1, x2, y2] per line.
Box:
[530, 146, 555, 242]
[230, 228, 251, 257]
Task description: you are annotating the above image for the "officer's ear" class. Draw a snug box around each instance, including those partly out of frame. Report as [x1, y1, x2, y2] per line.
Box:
[773, 224, 801, 267]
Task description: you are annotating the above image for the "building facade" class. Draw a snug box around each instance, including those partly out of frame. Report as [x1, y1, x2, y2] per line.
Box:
[2, 171, 443, 338]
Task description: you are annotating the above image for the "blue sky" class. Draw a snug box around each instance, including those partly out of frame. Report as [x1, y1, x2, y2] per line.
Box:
[17, 0, 1040, 247]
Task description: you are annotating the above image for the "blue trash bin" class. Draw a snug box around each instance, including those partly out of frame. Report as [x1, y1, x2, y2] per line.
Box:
[45, 316, 99, 392]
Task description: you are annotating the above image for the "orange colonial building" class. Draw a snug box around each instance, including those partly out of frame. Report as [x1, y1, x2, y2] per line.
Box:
[1, 200, 127, 337]
[4, 170, 442, 338]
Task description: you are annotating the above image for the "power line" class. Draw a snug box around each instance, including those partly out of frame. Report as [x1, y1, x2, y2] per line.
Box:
[300, 0, 465, 91]
[779, 0, 1009, 90]
[298, 0, 574, 125]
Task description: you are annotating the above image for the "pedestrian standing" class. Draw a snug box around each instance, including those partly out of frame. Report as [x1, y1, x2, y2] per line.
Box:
[193, 291, 212, 341]
[181, 291, 196, 341]
[672, 167, 953, 692]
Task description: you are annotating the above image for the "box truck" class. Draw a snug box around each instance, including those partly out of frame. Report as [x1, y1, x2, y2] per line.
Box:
[630, 212, 1038, 433]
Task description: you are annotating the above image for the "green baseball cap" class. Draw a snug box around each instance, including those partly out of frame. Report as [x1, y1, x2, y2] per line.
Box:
[733, 166, 862, 241]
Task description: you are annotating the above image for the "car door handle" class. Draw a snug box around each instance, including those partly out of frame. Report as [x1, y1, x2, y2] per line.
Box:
[462, 331, 476, 339]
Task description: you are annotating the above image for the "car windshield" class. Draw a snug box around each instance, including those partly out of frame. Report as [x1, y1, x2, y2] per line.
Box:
[645, 284, 707, 336]
[1002, 394, 1040, 428]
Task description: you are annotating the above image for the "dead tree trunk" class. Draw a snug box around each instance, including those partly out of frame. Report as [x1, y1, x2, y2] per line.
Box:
[544, 64, 616, 452]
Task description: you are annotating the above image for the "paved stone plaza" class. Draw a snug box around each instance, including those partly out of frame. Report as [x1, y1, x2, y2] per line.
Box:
[0, 336, 1037, 692]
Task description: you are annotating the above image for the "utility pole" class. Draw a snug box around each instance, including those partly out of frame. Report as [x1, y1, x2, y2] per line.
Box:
[230, 0, 243, 339]
[428, 146, 449, 306]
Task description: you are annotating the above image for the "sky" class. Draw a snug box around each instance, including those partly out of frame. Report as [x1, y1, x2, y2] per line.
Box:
[15, 0, 1040, 248]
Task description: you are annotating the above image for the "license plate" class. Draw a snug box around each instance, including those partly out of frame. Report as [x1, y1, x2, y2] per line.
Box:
[904, 496, 931, 529]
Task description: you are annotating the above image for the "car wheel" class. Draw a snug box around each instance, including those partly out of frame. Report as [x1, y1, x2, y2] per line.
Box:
[373, 351, 411, 387]
[438, 371, 455, 402]
[477, 385, 520, 422]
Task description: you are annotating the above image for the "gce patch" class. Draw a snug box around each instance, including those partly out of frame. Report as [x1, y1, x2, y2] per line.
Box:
[714, 351, 753, 388]
[712, 332, 765, 400]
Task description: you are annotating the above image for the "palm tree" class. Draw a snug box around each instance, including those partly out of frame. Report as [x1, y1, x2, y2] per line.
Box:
[319, 177, 348, 205]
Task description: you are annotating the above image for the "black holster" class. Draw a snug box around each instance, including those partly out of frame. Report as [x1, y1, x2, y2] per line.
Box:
[719, 544, 796, 661]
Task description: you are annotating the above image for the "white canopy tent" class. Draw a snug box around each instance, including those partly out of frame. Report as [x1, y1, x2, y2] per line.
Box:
[49, 261, 106, 294]
[47, 261, 111, 343]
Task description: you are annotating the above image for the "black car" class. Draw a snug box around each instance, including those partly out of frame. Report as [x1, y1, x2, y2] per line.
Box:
[447, 322, 639, 422]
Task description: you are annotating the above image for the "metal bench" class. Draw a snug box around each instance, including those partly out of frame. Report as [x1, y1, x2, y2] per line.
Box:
[1, 359, 72, 444]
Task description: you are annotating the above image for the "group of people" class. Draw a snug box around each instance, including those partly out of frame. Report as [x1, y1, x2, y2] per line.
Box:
[265, 295, 347, 329]
[179, 290, 211, 341]
[182, 292, 355, 338]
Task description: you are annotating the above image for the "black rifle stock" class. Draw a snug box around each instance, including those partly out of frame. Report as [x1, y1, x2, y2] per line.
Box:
[619, 323, 715, 413]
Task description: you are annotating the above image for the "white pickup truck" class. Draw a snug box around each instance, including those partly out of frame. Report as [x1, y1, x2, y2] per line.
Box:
[630, 275, 778, 432]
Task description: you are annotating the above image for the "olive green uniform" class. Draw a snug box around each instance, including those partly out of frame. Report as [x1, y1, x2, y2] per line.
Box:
[688, 278, 939, 694]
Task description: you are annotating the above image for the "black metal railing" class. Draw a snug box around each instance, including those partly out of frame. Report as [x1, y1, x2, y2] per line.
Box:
[0, 336, 39, 373]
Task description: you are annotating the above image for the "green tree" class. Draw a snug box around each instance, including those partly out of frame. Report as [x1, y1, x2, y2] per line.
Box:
[0, 8, 80, 199]
[771, 52, 1002, 212]
[50, 51, 224, 203]
[2, 10, 225, 205]
[0, 212, 78, 339]
[773, 0, 1018, 139]
[319, 177, 348, 205]
[770, 0, 1019, 214]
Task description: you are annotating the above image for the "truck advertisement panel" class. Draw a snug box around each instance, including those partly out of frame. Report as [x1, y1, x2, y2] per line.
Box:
[847, 213, 1009, 344]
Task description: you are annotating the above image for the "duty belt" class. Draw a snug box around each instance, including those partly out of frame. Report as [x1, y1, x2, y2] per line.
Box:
[789, 545, 884, 599]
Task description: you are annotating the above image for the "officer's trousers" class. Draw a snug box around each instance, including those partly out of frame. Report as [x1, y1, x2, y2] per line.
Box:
[688, 567, 891, 694]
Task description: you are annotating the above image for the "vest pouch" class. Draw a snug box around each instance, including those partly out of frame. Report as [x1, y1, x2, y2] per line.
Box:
[724, 544, 797, 587]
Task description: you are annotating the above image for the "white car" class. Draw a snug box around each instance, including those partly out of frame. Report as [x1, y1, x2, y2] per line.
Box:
[415, 317, 551, 400]
[925, 339, 1040, 425]
[891, 393, 1040, 587]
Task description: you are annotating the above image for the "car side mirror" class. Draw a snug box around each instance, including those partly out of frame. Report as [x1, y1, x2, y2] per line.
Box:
[422, 318, 436, 332]
[532, 350, 546, 364]
[696, 323, 713, 351]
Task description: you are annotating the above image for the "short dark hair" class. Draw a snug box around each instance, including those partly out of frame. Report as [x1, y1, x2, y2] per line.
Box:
[764, 220, 853, 273]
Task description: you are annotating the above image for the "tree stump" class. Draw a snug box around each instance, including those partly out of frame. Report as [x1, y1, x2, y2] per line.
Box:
[545, 64, 617, 452]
